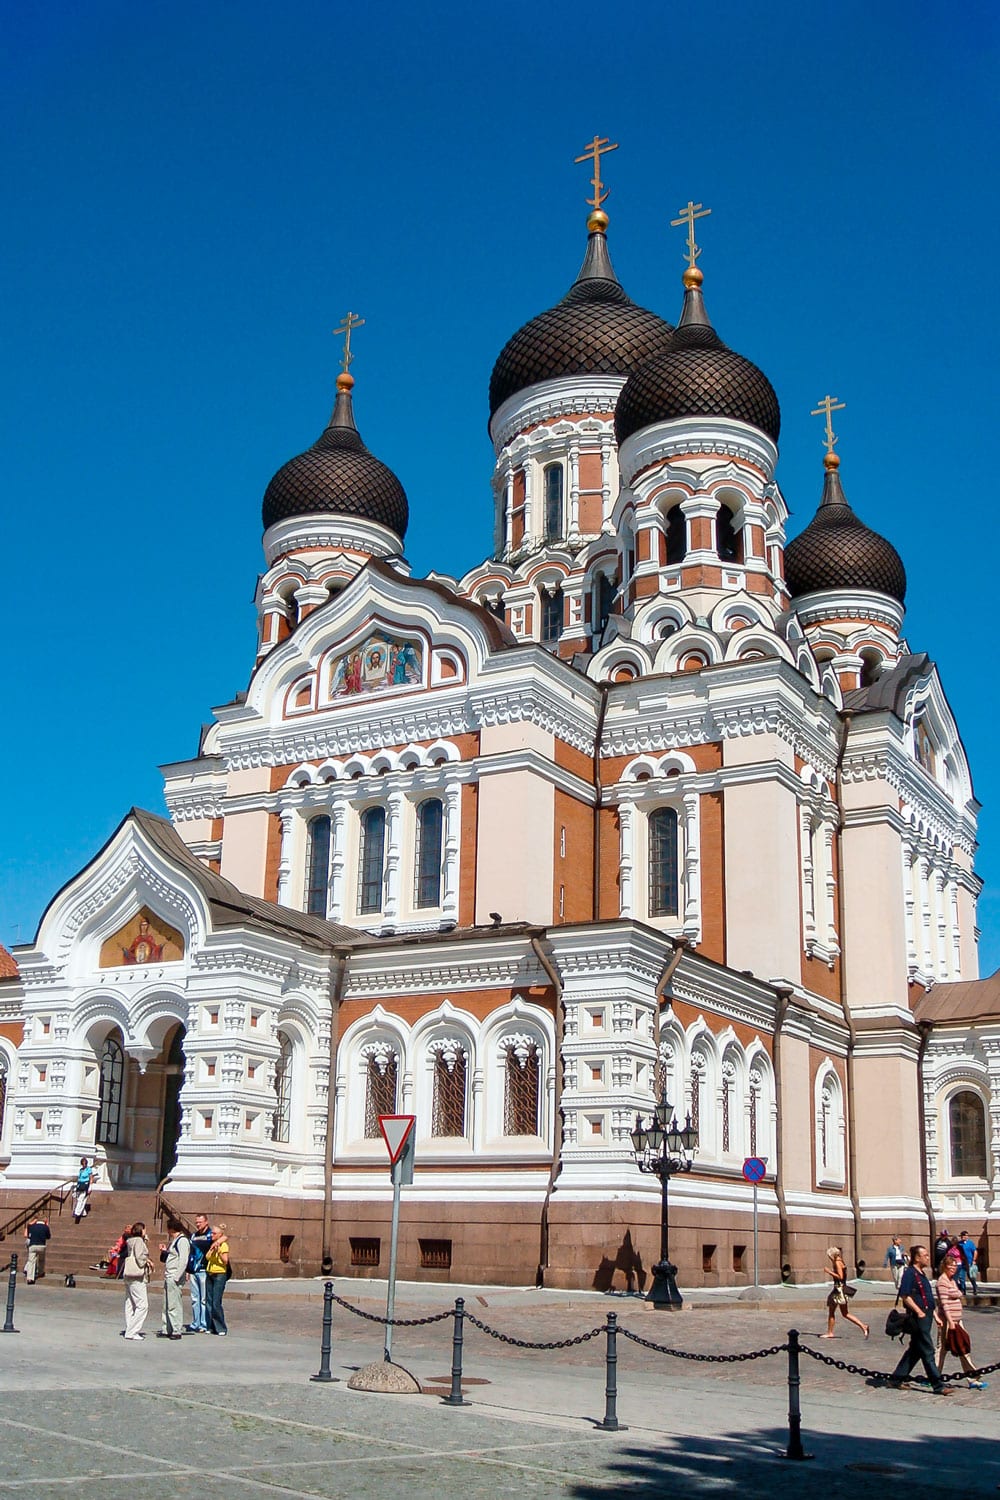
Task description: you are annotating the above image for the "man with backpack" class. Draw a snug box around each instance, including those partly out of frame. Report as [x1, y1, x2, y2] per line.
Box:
[157, 1218, 191, 1340]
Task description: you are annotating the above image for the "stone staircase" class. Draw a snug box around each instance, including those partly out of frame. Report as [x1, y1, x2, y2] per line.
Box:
[23, 1191, 161, 1280]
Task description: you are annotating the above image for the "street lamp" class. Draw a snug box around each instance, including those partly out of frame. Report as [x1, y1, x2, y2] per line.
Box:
[631, 1097, 698, 1308]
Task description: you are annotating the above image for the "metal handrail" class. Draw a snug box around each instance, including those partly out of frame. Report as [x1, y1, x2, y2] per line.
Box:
[153, 1178, 195, 1235]
[0, 1180, 76, 1242]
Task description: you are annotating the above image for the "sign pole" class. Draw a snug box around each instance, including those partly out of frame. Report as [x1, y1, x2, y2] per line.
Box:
[377, 1115, 415, 1365]
[753, 1180, 759, 1289]
[742, 1157, 766, 1287]
[384, 1155, 402, 1363]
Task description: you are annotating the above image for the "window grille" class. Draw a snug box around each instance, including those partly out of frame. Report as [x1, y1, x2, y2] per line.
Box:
[414, 798, 443, 908]
[96, 1034, 124, 1146]
[689, 1062, 701, 1132]
[649, 808, 679, 917]
[364, 1050, 398, 1138]
[722, 1078, 731, 1154]
[419, 1238, 452, 1269]
[821, 1085, 831, 1169]
[503, 1042, 540, 1135]
[271, 1031, 292, 1144]
[950, 1091, 988, 1177]
[541, 589, 563, 646]
[749, 1072, 760, 1156]
[357, 806, 386, 915]
[350, 1237, 381, 1267]
[431, 1046, 467, 1137]
[304, 816, 331, 916]
[543, 464, 563, 540]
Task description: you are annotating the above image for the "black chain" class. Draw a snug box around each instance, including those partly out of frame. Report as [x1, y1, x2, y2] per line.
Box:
[329, 1292, 453, 1327]
[463, 1311, 606, 1350]
[799, 1343, 905, 1381]
[619, 1327, 788, 1363]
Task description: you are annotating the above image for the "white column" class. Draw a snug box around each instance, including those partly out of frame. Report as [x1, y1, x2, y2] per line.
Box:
[600, 437, 613, 532]
[442, 783, 461, 920]
[503, 462, 514, 560]
[328, 800, 348, 922]
[800, 808, 816, 946]
[568, 441, 580, 538]
[902, 841, 918, 975]
[522, 461, 533, 540]
[619, 803, 634, 917]
[917, 853, 934, 975]
[383, 791, 405, 921]
[682, 793, 700, 937]
[276, 809, 296, 908]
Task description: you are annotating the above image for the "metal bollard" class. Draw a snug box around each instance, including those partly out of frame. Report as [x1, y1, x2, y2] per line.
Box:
[783, 1328, 812, 1460]
[2, 1253, 19, 1335]
[596, 1312, 627, 1432]
[309, 1281, 337, 1383]
[442, 1296, 467, 1406]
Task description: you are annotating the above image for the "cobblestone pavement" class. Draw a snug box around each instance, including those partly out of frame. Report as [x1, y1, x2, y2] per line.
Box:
[2, 1279, 999, 1498]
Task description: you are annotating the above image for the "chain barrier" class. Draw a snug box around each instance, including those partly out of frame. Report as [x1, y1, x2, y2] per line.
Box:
[328, 1291, 453, 1328]
[619, 1326, 787, 1363]
[464, 1310, 606, 1350]
[798, 1342, 887, 1381]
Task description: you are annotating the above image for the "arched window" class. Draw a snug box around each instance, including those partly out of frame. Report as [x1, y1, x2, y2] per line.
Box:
[595, 573, 616, 636]
[950, 1091, 988, 1177]
[305, 815, 332, 916]
[543, 464, 563, 541]
[271, 1031, 293, 1144]
[716, 504, 742, 563]
[666, 505, 687, 565]
[358, 807, 386, 915]
[816, 1068, 845, 1181]
[431, 1042, 467, 1137]
[541, 588, 563, 646]
[96, 1034, 125, 1147]
[414, 798, 444, 908]
[502, 1038, 540, 1135]
[648, 808, 679, 917]
[0, 1053, 8, 1140]
[363, 1044, 398, 1138]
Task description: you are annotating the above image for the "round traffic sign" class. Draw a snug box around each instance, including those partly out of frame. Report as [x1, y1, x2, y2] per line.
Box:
[742, 1156, 766, 1183]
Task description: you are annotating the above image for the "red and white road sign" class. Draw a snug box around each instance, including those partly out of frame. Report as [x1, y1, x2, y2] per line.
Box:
[378, 1114, 416, 1164]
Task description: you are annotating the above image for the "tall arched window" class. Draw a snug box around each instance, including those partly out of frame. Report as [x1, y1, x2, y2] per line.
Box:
[950, 1091, 988, 1177]
[363, 1045, 398, 1138]
[716, 504, 742, 563]
[502, 1038, 540, 1136]
[305, 815, 331, 916]
[431, 1042, 467, 1137]
[414, 798, 444, 908]
[358, 807, 386, 915]
[648, 808, 679, 917]
[543, 464, 563, 541]
[0, 1053, 8, 1141]
[541, 588, 563, 646]
[666, 505, 687, 565]
[96, 1034, 125, 1147]
[271, 1031, 293, 1144]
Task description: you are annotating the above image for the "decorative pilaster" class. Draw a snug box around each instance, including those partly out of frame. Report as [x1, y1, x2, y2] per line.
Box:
[383, 791, 404, 921]
[328, 801, 348, 922]
[276, 809, 296, 908]
[619, 804, 634, 917]
[568, 441, 580, 539]
[442, 783, 461, 920]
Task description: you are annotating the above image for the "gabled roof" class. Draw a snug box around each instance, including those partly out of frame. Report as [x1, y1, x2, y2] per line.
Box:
[842, 654, 930, 717]
[915, 971, 1000, 1026]
[0, 944, 18, 979]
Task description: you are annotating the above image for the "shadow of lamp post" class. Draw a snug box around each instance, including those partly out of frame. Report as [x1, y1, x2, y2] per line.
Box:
[631, 1099, 698, 1309]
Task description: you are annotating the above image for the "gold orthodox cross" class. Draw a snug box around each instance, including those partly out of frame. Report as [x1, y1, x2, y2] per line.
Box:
[574, 135, 619, 210]
[333, 310, 365, 374]
[810, 394, 846, 457]
[670, 200, 712, 269]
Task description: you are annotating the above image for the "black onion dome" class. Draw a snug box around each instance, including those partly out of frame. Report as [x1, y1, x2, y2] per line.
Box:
[262, 378, 408, 539]
[488, 223, 675, 419]
[615, 276, 780, 445]
[785, 459, 906, 604]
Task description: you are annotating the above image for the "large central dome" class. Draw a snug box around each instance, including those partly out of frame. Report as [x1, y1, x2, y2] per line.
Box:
[488, 215, 674, 420]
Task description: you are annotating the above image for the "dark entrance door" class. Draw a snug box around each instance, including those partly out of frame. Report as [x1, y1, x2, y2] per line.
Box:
[158, 1025, 186, 1183]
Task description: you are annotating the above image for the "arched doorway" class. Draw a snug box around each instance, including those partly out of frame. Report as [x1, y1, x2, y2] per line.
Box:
[157, 1024, 186, 1184]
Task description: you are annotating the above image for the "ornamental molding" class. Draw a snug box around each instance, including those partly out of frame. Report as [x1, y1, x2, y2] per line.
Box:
[262, 515, 402, 569]
[216, 702, 476, 769]
[490, 375, 624, 452]
[793, 589, 904, 634]
[618, 417, 778, 488]
[345, 956, 539, 996]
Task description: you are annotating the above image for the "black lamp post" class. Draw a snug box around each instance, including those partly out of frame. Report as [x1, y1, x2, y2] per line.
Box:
[631, 1098, 698, 1308]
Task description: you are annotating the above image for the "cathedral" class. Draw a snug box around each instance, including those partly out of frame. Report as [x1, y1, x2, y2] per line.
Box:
[1, 154, 995, 1289]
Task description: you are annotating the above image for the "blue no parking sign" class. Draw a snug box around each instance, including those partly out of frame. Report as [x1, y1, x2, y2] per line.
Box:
[743, 1156, 766, 1183]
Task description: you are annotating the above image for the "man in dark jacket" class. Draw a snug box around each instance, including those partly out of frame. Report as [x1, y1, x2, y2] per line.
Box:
[890, 1245, 949, 1395]
[24, 1217, 51, 1283]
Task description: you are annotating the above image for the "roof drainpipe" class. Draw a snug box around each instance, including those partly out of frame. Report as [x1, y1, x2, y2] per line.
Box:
[916, 1019, 937, 1248]
[653, 938, 688, 1070]
[771, 983, 794, 1280]
[530, 930, 563, 1287]
[834, 710, 864, 1278]
[592, 682, 610, 921]
[321, 948, 350, 1277]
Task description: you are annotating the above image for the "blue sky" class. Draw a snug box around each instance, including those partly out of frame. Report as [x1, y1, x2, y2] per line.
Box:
[2, 1, 999, 971]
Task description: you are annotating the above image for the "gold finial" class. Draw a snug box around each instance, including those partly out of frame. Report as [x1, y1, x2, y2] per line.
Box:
[811, 394, 846, 468]
[333, 310, 365, 376]
[574, 135, 619, 216]
[670, 200, 712, 273]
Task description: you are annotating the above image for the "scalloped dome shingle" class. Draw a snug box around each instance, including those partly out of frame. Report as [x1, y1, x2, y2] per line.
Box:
[785, 463, 906, 604]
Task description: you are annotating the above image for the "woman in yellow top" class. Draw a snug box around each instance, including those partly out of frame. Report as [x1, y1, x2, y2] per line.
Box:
[204, 1225, 230, 1336]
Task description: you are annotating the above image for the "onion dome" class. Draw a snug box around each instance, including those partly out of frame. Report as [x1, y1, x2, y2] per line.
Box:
[262, 373, 408, 539]
[785, 453, 906, 603]
[488, 211, 675, 420]
[614, 267, 780, 445]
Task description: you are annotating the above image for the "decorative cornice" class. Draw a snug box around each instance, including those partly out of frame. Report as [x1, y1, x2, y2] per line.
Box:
[618, 416, 778, 488]
[490, 375, 624, 453]
[262, 515, 403, 569]
[793, 589, 904, 633]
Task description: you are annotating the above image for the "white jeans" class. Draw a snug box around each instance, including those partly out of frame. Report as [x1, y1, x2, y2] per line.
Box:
[124, 1278, 148, 1337]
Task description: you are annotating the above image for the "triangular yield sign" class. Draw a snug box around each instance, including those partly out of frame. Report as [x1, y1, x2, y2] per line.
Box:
[378, 1114, 416, 1164]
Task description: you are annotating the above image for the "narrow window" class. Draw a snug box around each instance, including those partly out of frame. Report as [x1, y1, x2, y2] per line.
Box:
[543, 464, 563, 541]
[716, 504, 742, 563]
[950, 1091, 988, 1177]
[304, 815, 331, 916]
[364, 1049, 398, 1138]
[357, 807, 386, 915]
[271, 1031, 292, 1144]
[0, 1055, 7, 1138]
[648, 808, 679, 917]
[722, 1073, 731, 1153]
[666, 505, 687, 565]
[689, 1063, 702, 1132]
[595, 573, 616, 635]
[96, 1034, 125, 1147]
[503, 1042, 540, 1136]
[414, 798, 444, 908]
[749, 1070, 761, 1156]
[431, 1046, 467, 1136]
[541, 588, 563, 646]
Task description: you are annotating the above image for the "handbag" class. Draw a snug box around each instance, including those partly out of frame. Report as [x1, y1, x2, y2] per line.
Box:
[946, 1323, 971, 1356]
[885, 1295, 915, 1340]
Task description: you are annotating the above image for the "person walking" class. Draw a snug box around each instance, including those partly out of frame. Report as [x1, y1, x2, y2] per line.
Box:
[888, 1244, 949, 1395]
[933, 1228, 951, 1274]
[937, 1249, 987, 1388]
[959, 1229, 980, 1301]
[157, 1218, 191, 1340]
[821, 1245, 869, 1340]
[72, 1156, 95, 1224]
[24, 1216, 51, 1283]
[204, 1225, 230, 1337]
[884, 1235, 906, 1290]
[186, 1214, 213, 1333]
[121, 1221, 151, 1341]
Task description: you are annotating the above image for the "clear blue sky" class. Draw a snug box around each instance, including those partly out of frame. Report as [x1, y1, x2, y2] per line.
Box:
[2, 1, 998, 972]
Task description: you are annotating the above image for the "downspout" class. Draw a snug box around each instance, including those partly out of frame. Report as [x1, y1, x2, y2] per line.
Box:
[592, 682, 610, 921]
[531, 931, 563, 1286]
[653, 938, 688, 1083]
[833, 710, 864, 1276]
[321, 947, 350, 1276]
[916, 1019, 936, 1247]
[771, 983, 793, 1279]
